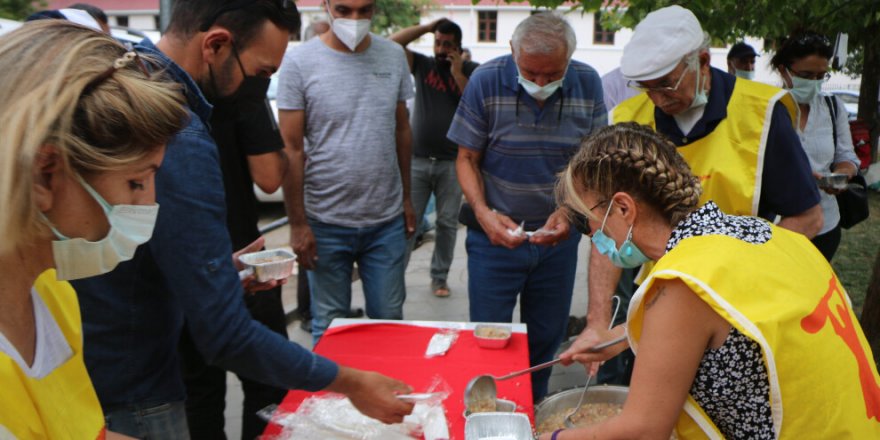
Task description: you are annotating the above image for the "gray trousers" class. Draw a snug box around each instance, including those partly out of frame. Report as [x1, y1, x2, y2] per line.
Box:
[406, 156, 463, 282]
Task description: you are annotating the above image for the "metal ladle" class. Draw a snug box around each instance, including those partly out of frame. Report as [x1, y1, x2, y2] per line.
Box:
[464, 333, 626, 411]
[564, 296, 623, 428]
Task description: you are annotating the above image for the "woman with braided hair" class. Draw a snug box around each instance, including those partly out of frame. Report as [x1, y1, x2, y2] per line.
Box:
[542, 123, 880, 440]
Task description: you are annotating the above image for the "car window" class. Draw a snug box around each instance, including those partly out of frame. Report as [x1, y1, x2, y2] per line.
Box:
[835, 94, 859, 104]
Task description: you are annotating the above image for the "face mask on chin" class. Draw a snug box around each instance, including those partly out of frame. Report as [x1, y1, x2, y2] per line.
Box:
[590, 201, 651, 269]
[43, 175, 159, 280]
[326, 2, 371, 51]
[735, 69, 755, 80]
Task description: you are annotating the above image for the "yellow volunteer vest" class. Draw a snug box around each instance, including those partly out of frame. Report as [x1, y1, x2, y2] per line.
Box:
[0, 270, 106, 440]
[612, 78, 798, 281]
[628, 225, 880, 439]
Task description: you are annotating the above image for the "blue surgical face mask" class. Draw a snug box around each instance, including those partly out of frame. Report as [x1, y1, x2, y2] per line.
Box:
[787, 73, 822, 104]
[735, 69, 755, 80]
[43, 175, 159, 280]
[590, 201, 651, 268]
[517, 66, 565, 101]
[689, 62, 708, 109]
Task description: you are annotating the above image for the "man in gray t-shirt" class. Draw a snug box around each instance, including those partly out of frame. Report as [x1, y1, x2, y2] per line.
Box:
[277, 0, 415, 341]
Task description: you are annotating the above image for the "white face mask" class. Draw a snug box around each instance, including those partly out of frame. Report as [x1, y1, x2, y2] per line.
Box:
[326, 3, 371, 52]
[45, 176, 159, 281]
[787, 74, 823, 104]
[516, 66, 565, 101]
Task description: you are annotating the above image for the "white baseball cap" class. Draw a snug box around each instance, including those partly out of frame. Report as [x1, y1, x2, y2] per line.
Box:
[621, 5, 704, 82]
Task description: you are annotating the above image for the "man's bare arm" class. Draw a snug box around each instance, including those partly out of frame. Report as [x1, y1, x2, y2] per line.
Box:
[394, 102, 416, 238]
[278, 109, 317, 268]
[248, 150, 288, 193]
[778, 203, 823, 239]
[388, 19, 444, 71]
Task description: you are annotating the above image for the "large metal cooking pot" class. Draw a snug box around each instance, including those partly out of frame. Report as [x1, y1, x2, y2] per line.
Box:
[534, 385, 629, 433]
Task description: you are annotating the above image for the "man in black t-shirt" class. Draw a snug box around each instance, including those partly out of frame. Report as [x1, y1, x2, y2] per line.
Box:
[179, 96, 290, 440]
[390, 19, 478, 297]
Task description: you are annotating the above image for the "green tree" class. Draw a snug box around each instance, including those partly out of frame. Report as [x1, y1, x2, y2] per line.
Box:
[373, 0, 433, 35]
[0, 0, 44, 19]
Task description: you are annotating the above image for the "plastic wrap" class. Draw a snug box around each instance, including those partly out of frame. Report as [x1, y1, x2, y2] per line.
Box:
[425, 328, 459, 358]
[259, 377, 453, 440]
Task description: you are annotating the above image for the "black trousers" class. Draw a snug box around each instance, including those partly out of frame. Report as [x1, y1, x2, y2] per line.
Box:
[179, 287, 288, 440]
[811, 224, 842, 262]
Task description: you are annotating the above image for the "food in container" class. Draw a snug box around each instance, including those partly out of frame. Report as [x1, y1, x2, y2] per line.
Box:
[535, 385, 627, 434]
[238, 249, 296, 282]
[464, 398, 515, 418]
[474, 324, 512, 349]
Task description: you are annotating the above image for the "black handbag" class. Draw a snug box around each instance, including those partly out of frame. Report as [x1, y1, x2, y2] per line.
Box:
[837, 173, 869, 229]
[826, 95, 870, 229]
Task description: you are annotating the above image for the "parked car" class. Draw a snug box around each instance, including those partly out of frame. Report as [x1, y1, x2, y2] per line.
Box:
[0, 18, 22, 36]
[827, 89, 860, 120]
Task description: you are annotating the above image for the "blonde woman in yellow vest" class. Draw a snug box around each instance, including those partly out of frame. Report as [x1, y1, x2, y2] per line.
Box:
[542, 122, 880, 440]
[581, 5, 824, 387]
[0, 22, 187, 439]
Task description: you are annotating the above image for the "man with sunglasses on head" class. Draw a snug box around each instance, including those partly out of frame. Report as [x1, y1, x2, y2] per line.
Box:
[446, 12, 606, 403]
[389, 18, 479, 299]
[570, 5, 822, 387]
[72, 1, 414, 438]
[277, 0, 415, 343]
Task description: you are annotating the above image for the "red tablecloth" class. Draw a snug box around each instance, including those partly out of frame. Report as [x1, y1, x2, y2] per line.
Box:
[263, 322, 534, 439]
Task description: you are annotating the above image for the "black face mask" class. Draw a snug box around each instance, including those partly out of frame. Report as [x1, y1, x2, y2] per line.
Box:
[230, 43, 270, 101]
[210, 42, 270, 105]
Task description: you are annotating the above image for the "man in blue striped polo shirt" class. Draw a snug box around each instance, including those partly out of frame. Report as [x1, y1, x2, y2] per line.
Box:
[447, 12, 606, 401]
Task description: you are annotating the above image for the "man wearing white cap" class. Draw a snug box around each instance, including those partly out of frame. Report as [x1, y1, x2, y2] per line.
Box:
[569, 5, 822, 385]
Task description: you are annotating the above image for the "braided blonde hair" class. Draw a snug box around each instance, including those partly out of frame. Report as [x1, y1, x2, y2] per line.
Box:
[0, 21, 188, 254]
[557, 123, 702, 226]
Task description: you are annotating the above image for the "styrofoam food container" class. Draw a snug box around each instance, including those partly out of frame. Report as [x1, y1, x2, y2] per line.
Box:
[238, 249, 296, 282]
[474, 324, 512, 349]
[465, 412, 533, 440]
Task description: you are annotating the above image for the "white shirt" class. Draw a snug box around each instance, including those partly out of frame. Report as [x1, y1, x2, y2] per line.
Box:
[0, 288, 73, 379]
[797, 92, 860, 234]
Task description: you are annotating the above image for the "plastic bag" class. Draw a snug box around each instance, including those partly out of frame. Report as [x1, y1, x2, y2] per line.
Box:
[259, 376, 453, 440]
[425, 328, 459, 358]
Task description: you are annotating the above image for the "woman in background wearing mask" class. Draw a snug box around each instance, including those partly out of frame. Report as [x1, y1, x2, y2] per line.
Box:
[771, 31, 859, 261]
[544, 123, 880, 440]
[0, 21, 186, 438]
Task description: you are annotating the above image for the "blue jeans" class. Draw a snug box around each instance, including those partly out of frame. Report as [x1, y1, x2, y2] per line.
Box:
[104, 401, 190, 439]
[466, 228, 580, 402]
[308, 216, 407, 342]
[407, 157, 463, 282]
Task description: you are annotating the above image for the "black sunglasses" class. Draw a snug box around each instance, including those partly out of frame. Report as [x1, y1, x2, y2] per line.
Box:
[199, 0, 296, 32]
